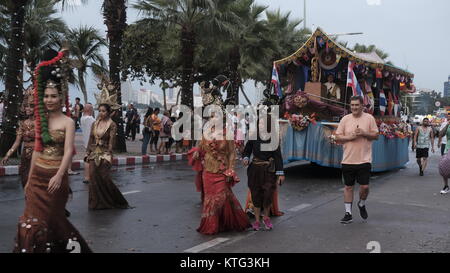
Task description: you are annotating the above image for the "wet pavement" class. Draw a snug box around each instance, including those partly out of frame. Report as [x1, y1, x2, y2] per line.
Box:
[1, 151, 449, 253]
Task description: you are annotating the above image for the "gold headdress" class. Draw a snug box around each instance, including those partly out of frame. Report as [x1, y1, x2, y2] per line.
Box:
[94, 79, 121, 110]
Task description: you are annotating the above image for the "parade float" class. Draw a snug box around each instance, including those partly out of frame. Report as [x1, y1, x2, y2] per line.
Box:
[274, 28, 415, 172]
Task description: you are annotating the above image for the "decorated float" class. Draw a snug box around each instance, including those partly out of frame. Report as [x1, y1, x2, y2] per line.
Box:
[274, 28, 415, 172]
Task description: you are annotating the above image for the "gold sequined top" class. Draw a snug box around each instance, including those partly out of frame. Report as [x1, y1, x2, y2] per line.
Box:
[86, 119, 117, 166]
[17, 118, 35, 144]
[199, 138, 235, 174]
[16, 118, 35, 159]
[35, 129, 65, 169]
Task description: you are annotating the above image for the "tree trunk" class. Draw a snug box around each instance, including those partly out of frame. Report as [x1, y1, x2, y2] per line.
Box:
[0, 1, 28, 156]
[180, 26, 195, 109]
[162, 89, 167, 111]
[77, 69, 88, 104]
[228, 45, 241, 105]
[103, 0, 127, 153]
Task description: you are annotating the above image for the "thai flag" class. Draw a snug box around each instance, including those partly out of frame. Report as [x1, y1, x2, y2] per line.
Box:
[271, 64, 283, 97]
[346, 61, 363, 97]
[379, 90, 387, 116]
[394, 95, 399, 117]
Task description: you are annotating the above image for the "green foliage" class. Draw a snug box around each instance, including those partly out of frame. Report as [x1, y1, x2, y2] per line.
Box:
[121, 18, 180, 84]
[64, 25, 107, 103]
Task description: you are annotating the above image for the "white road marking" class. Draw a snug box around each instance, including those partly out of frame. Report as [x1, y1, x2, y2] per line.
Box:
[122, 190, 141, 195]
[288, 203, 312, 212]
[183, 238, 230, 253]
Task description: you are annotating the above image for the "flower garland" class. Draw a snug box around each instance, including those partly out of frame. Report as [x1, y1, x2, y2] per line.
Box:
[284, 112, 317, 131]
[33, 51, 65, 152]
[377, 121, 412, 139]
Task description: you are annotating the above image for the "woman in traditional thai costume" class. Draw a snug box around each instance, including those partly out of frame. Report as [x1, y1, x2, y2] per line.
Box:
[190, 123, 250, 235]
[14, 49, 92, 253]
[86, 84, 130, 210]
[1, 87, 35, 188]
[242, 116, 285, 231]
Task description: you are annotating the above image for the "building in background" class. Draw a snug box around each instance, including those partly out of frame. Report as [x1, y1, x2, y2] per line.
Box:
[444, 75, 450, 97]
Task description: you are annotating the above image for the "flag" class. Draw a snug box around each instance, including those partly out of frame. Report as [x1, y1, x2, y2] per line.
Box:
[394, 95, 399, 117]
[271, 64, 282, 97]
[376, 68, 383, 79]
[387, 92, 394, 115]
[379, 90, 387, 116]
[346, 61, 363, 97]
[367, 92, 375, 115]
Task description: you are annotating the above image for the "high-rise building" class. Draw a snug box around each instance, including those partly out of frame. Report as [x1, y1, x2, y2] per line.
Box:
[444, 75, 450, 97]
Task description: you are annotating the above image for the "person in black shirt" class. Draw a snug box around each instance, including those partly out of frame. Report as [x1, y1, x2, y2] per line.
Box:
[125, 104, 138, 141]
[242, 117, 285, 231]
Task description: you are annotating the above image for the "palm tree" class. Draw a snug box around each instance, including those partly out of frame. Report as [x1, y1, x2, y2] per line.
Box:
[225, 0, 271, 104]
[23, 0, 67, 74]
[159, 81, 169, 110]
[102, 0, 127, 153]
[264, 9, 309, 88]
[66, 26, 107, 104]
[134, 0, 238, 109]
[352, 43, 392, 64]
[0, 0, 29, 156]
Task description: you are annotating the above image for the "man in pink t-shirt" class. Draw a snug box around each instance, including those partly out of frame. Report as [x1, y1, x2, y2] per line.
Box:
[335, 96, 379, 224]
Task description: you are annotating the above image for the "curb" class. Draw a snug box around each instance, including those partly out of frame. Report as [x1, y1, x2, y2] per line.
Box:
[0, 153, 188, 177]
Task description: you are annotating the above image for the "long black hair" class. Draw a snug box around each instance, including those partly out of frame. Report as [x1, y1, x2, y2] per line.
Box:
[145, 107, 154, 118]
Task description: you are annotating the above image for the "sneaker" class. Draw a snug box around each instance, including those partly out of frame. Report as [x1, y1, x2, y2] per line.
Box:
[440, 186, 450, 194]
[358, 204, 368, 220]
[420, 170, 424, 176]
[262, 217, 273, 230]
[252, 221, 260, 231]
[340, 213, 353, 224]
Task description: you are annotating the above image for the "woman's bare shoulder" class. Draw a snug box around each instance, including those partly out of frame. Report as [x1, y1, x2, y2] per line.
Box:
[62, 115, 75, 127]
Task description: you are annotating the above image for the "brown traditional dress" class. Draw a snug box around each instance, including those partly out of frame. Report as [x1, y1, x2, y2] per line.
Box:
[17, 118, 35, 188]
[86, 119, 130, 210]
[14, 129, 92, 253]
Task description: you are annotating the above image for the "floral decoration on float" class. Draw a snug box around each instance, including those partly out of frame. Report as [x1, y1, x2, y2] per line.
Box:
[284, 112, 317, 131]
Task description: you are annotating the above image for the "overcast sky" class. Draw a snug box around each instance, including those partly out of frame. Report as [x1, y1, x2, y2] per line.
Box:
[2, 0, 449, 104]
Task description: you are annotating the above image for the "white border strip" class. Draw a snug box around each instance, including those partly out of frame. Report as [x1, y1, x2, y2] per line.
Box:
[122, 190, 141, 195]
[183, 238, 230, 253]
[288, 203, 312, 212]
[135, 157, 142, 164]
[117, 158, 126, 166]
[5, 166, 19, 175]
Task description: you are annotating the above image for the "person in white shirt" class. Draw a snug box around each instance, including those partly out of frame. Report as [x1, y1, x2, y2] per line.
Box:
[324, 74, 341, 102]
[80, 103, 95, 184]
[439, 118, 449, 156]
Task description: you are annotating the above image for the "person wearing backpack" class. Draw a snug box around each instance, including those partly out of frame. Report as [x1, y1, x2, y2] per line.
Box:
[159, 110, 173, 155]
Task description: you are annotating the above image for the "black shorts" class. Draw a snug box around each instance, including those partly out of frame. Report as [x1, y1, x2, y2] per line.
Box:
[416, 148, 429, 159]
[341, 163, 371, 186]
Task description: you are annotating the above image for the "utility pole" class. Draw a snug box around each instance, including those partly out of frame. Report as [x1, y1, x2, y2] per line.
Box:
[304, 0, 306, 29]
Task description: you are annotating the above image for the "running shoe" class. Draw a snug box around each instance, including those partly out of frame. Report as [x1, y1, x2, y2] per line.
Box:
[262, 217, 273, 230]
[252, 221, 260, 231]
[440, 186, 450, 194]
[340, 212, 353, 224]
[358, 204, 368, 220]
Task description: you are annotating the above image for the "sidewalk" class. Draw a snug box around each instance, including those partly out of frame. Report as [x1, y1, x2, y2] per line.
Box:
[0, 131, 188, 176]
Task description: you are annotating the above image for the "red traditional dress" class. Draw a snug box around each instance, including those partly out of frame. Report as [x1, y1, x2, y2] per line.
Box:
[189, 136, 250, 235]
